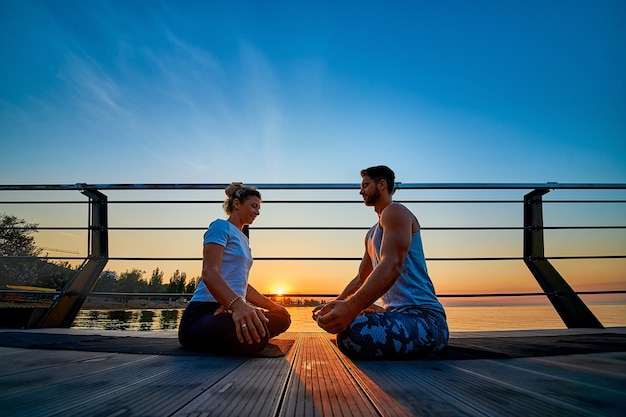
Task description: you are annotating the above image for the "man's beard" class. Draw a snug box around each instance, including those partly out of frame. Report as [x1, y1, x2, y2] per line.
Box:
[363, 188, 380, 206]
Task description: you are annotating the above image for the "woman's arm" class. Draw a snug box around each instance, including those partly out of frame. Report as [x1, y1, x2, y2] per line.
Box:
[245, 285, 290, 317]
[200, 243, 240, 307]
[201, 243, 269, 344]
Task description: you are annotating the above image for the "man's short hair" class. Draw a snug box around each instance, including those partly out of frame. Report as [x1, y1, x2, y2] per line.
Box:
[361, 165, 396, 194]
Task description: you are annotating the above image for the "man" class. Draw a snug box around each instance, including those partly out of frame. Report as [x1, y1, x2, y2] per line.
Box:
[313, 165, 448, 359]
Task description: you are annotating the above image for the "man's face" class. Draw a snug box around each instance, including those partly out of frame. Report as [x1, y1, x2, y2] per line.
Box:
[359, 175, 380, 206]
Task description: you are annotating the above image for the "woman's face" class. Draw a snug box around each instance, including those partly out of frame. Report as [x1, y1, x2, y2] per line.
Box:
[237, 196, 261, 225]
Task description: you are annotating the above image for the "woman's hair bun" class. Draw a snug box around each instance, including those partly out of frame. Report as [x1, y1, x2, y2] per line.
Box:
[225, 182, 244, 198]
[222, 182, 261, 214]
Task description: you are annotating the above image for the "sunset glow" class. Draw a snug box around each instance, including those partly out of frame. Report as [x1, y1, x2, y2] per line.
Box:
[0, 1, 624, 308]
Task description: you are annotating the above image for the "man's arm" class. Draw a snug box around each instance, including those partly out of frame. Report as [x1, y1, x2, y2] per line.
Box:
[312, 239, 373, 320]
[336, 249, 373, 300]
[316, 204, 412, 333]
[346, 204, 412, 310]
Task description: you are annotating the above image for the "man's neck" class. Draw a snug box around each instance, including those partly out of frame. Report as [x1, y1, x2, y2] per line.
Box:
[374, 196, 393, 216]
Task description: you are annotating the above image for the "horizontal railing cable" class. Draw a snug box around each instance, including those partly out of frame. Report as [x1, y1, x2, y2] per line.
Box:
[3, 290, 626, 299]
[3, 199, 626, 205]
[1, 182, 624, 309]
[3, 225, 626, 231]
[5, 255, 625, 262]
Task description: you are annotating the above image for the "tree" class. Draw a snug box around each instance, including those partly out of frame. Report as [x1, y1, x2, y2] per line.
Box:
[167, 269, 187, 293]
[0, 214, 41, 258]
[148, 267, 164, 292]
[94, 270, 117, 292]
[185, 276, 199, 293]
[33, 260, 77, 290]
[116, 269, 148, 293]
[1, 213, 79, 290]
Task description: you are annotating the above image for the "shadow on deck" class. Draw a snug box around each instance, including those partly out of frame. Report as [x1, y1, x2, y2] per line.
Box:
[0, 328, 625, 416]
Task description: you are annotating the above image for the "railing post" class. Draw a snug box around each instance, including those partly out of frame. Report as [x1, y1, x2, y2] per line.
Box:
[36, 188, 109, 328]
[523, 189, 603, 328]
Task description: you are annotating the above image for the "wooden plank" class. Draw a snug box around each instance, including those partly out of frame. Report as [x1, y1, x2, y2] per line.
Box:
[324, 336, 416, 417]
[1, 331, 624, 417]
[172, 334, 299, 417]
[281, 332, 367, 416]
[0, 352, 244, 417]
[444, 357, 624, 416]
[356, 356, 625, 417]
[525, 351, 626, 380]
[0, 348, 143, 397]
[0, 352, 163, 417]
[0, 347, 117, 377]
[352, 360, 490, 417]
[279, 333, 410, 417]
[65, 356, 246, 417]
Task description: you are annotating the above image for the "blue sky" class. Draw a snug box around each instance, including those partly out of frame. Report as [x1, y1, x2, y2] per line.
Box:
[1, 1, 624, 303]
[1, 0, 625, 185]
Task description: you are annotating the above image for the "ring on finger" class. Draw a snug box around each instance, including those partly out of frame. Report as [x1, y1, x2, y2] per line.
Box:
[241, 323, 247, 328]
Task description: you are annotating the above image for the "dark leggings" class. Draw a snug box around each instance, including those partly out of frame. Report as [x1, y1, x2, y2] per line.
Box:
[337, 308, 449, 360]
[178, 301, 291, 355]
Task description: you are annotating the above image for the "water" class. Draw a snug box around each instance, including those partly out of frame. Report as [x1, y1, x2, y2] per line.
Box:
[71, 304, 626, 332]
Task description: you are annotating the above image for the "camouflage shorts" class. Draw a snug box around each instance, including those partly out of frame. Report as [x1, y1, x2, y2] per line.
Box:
[336, 308, 448, 360]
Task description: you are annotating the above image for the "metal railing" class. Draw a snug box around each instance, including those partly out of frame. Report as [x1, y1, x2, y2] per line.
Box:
[1, 182, 625, 328]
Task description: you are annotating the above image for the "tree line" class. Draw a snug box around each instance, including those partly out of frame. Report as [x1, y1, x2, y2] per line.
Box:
[0, 213, 198, 293]
[94, 268, 198, 294]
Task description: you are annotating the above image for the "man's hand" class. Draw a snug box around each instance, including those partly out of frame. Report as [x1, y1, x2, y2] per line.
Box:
[314, 300, 360, 334]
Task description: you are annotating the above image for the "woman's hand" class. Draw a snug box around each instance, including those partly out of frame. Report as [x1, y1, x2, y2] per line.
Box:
[230, 299, 269, 344]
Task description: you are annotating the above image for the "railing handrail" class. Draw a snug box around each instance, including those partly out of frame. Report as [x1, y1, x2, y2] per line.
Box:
[2, 182, 626, 191]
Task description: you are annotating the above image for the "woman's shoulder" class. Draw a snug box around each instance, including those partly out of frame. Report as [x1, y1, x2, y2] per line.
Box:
[204, 219, 234, 245]
[209, 218, 227, 227]
[205, 219, 232, 236]
[209, 218, 235, 230]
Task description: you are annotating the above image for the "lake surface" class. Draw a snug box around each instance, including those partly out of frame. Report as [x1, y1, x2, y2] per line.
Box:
[71, 304, 626, 332]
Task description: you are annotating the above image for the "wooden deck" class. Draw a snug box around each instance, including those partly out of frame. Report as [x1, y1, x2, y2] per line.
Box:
[1, 328, 625, 417]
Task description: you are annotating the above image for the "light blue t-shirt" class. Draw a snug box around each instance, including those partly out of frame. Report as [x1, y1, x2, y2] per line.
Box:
[367, 221, 444, 313]
[190, 219, 253, 303]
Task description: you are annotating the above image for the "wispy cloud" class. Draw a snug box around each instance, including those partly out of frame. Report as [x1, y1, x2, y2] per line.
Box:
[235, 42, 285, 178]
[62, 51, 124, 117]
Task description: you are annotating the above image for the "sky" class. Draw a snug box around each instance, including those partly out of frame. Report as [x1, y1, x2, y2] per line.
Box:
[1, 1, 625, 304]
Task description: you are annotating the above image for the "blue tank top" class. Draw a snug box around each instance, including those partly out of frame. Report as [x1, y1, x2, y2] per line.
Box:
[366, 221, 444, 313]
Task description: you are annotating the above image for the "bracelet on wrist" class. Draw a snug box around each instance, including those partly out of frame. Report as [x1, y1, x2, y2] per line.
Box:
[227, 295, 241, 311]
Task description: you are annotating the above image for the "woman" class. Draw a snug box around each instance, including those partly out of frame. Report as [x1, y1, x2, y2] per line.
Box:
[178, 183, 291, 355]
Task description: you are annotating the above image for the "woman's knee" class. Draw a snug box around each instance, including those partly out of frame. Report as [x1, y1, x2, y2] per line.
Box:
[266, 312, 291, 336]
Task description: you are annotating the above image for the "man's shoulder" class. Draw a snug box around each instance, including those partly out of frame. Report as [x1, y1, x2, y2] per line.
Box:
[380, 203, 414, 225]
[382, 202, 412, 217]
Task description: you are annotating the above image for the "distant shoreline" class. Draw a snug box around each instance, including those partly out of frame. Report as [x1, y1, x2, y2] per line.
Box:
[3, 298, 624, 312]
[82, 297, 189, 310]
